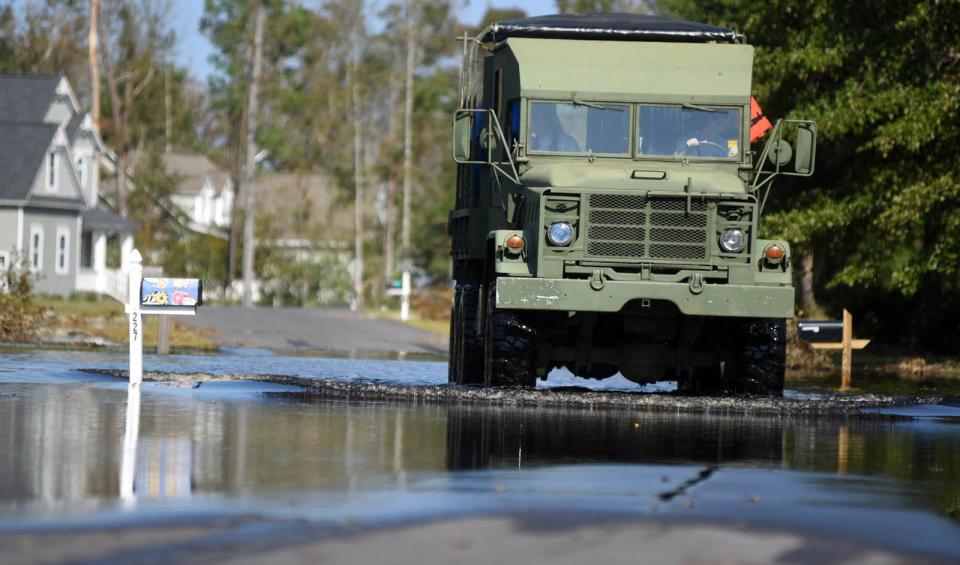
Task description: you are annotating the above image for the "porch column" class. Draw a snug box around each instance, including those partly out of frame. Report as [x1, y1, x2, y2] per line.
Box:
[94, 230, 108, 293]
[120, 233, 134, 271]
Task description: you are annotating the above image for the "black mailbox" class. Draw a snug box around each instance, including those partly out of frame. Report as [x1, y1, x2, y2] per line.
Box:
[798, 320, 843, 343]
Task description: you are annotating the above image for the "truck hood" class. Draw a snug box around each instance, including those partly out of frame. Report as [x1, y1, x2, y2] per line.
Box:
[520, 163, 746, 194]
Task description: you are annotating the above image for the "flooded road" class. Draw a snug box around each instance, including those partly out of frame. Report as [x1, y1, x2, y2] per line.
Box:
[1, 349, 959, 563]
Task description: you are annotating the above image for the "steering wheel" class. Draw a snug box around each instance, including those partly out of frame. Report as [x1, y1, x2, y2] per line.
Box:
[676, 139, 727, 157]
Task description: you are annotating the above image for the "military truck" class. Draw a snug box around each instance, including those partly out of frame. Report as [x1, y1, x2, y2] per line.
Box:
[447, 14, 816, 396]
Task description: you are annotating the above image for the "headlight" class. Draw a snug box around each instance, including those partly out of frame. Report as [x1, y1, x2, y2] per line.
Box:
[719, 228, 746, 253]
[547, 222, 573, 246]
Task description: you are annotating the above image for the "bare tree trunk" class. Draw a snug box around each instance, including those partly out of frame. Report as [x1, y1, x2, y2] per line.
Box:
[383, 177, 397, 282]
[382, 64, 403, 289]
[164, 64, 172, 153]
[400, 0, 418, 261]
[800, 248, 820, 316]
[100, 54, 126, 213]
[226, 39, 252, 294]
[242, 2, 264, 308]
[350, 22, 365, 312]
[88, 0, 100, 131]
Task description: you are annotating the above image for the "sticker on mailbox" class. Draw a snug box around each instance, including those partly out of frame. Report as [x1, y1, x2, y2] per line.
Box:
[140, 278, 202, 307]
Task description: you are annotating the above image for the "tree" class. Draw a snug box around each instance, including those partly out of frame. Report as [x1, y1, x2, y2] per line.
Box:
[660, 0, 960, 351]
[201, 0, 311, 291]
[241, 1, 265, 308]
[88, 0, 100, 131]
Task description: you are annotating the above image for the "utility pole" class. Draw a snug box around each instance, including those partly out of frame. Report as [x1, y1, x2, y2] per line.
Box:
[400, 0, 418, 320]
[88, 0, 100, 131]
[350, 23, 365, 312]
[242, 2, 264, 308]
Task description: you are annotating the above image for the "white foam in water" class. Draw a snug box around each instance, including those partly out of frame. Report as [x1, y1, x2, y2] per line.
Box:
[540, 367, 674, 393]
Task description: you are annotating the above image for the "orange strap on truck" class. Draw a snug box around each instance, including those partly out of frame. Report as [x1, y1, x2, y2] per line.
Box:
[750, 97, 772, 142]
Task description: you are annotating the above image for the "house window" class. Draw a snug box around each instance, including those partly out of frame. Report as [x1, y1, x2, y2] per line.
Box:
[30, 226, 44, 272]
[56, 228, 70, 275]
[47, 150, 59, 192]
[77, 156, 86, 187]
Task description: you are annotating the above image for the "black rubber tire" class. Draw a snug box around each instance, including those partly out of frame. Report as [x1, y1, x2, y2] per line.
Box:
[677, 365, 724, 395]
[483, 280, 537, 388]
[447, 286, 462, 384]
[458, 283, 485, 384]
[728, 318, 787, 397]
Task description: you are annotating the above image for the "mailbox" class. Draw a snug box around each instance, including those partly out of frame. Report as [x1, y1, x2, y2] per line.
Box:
[797, 320, 843, 343]
[140, 278, 202, 308]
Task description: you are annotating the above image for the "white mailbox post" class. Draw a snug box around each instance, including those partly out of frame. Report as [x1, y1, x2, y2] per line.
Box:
[125, 249, 202, 384]
[121, 250, 202, 503]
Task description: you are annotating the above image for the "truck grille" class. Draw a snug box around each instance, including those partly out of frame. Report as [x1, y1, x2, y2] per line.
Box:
[586, 195, 710, 262]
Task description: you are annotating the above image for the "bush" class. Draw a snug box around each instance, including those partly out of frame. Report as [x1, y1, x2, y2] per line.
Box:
[0, 256, 44, 342]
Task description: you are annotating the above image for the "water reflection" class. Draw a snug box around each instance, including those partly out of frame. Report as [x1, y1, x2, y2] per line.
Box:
[0, 382, 958, 523]
[446, 406, 786, 470]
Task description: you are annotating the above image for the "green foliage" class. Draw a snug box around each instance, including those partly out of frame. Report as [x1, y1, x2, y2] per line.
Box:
[0, 255, 44, 342]
[128, 152, 190, 261]
[127, 152, 229, 290]
[258, 252, 353, 307]
[164, 234, 230, 292]
[662, 0, 960, 350]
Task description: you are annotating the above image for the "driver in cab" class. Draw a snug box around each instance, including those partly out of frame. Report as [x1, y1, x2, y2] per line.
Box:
[530, 104, 580, 153]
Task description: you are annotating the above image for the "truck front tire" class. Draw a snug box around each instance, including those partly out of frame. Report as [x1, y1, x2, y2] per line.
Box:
[448, 283, 484, 385]
[728, 318, 787, 397]
[483, 280, 537, 387]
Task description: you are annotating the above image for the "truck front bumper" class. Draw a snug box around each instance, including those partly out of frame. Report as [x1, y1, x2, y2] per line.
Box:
[495, 277, 794, 318]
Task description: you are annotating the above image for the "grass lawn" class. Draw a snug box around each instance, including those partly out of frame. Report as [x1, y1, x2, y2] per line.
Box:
[36, 296, 219, 352]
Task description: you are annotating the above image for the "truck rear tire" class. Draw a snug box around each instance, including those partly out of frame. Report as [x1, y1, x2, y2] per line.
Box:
[728, 318, 786, 397]
[677, 365, 724, 395]
[449, 283, 485, 385]
[483, 280, 537, 387]
[447, 286, 460, 384]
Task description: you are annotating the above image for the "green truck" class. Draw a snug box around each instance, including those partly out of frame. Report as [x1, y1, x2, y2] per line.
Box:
[447, 14, 816, 396]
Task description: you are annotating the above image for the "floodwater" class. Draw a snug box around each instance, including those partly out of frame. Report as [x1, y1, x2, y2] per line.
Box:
[1, 349, 960, 562]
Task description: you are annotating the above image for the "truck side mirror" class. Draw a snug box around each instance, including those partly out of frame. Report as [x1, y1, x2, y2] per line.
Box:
[453, 111, 472, 162]
[793, 122, 816, 175]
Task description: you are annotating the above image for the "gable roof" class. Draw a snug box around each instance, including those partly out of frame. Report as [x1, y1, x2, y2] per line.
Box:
[82, 204, 135, 232]
[0, 74, 61, 123]
[0, 121, 59, 203]
[130, 151, 230, 194]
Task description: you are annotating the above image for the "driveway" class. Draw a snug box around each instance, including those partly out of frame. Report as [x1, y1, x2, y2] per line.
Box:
[178, 307, 447, 356]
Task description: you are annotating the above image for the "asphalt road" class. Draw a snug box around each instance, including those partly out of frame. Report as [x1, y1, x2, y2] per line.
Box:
[178, 307, 447, 355]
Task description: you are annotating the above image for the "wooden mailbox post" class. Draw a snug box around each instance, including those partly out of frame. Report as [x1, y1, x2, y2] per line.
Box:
[799, 309, 870, 391]
[125, 250, 202, 384]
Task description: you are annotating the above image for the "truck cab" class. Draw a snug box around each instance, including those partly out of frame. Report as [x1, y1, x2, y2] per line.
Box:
[448, 14, 815, 396]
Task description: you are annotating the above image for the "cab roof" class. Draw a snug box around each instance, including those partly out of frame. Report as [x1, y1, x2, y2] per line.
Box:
[479, 13, 740, 45]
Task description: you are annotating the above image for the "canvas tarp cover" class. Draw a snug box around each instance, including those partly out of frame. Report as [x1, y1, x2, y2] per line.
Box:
[481, 13, 738, 44]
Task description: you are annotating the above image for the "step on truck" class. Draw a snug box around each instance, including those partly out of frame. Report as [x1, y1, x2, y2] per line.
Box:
[447, 13, 816, 396]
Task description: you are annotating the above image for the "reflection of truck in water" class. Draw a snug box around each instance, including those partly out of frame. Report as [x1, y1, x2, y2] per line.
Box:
[448, 14, 816, 396]
[445, 405, 785, 471]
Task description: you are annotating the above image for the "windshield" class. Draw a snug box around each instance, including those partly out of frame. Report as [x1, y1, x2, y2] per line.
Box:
[529, 101, 630, 155]
[637, 106, 741, 159]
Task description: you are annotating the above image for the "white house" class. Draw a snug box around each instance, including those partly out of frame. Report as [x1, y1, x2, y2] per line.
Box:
[130, 152, 234, 236]
[0, 74, 133, 299]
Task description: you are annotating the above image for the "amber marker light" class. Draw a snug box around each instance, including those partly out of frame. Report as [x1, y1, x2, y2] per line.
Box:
[504, 234, 525, 255]
[764, 244, 785, 262]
